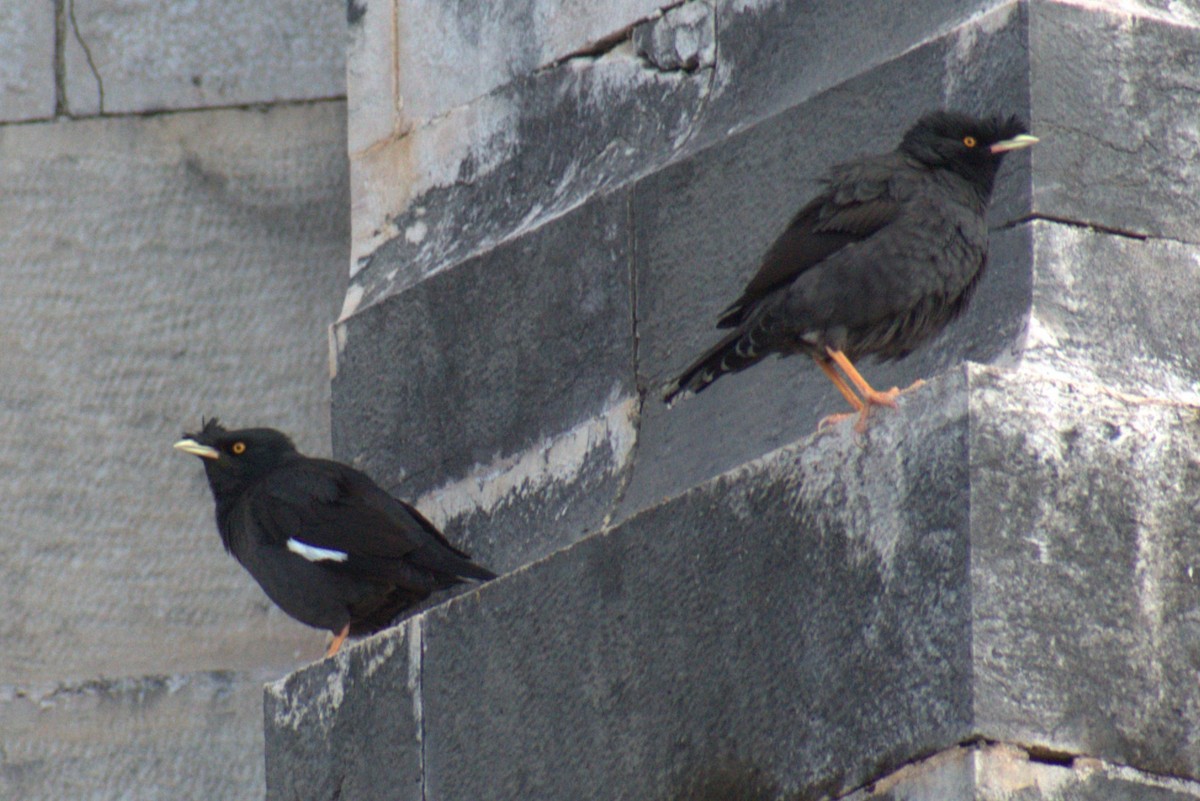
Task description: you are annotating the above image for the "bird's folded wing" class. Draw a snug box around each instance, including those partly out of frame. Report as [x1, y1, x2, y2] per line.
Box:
[718, 183, 903, 328]
[255, 460, 490, 579]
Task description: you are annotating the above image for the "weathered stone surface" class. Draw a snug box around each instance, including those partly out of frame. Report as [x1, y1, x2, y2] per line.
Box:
[844, 743, 1200, 800]
[0, 103, 347, 686]
[331, 190, 636, 571]
[1030, 2, 1200, 244]
[267, 366, 1200, 798]
[265, 627, 421, 801]
[276, 368, 979, 801]
[348, 0, 668, 152]
[1, 670, 273, 801]
[347, 30, 714, 278]
[0, 4, 54, 121]
[970, 371, 1200, 778]
[63, 0, 345, 115]
[1021, 220, 1200, 401]
[345, 0, 1017, 287]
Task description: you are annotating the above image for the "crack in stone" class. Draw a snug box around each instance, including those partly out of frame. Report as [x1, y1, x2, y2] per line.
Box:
[67, 0, 105, 114]
[604, 192, 646, 528]
[541, 0, 691, 72]
[1001, 212, 1150, 240]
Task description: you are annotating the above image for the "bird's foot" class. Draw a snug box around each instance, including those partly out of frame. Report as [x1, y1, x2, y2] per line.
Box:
[817, 411, 856, 430]
[852, 386, 902, 434]
[899, 378, 926, 395]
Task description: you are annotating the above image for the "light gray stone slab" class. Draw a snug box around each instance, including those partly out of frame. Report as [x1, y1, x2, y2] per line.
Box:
[63, 0, 345, 115]
[0, 102, 347, 687]
[1021, 220, 1200, 400]
[1, 670, 273, 801]
[0, 4, 54, 121]
[1030, 1, 1200, 243]
[844, 743, 1200, 800]
[348, 0, 669, 153]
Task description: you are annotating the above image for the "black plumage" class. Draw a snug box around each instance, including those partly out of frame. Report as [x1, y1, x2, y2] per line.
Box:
[174, 419, 495, 657]
[664, 110, 1037, 431]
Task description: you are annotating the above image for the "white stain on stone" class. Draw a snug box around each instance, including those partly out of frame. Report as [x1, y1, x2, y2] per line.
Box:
[404, 220, 428, 244]
[418, 391, 638, 524]
[407, 617, 423, 742]
[338, 283, 365, 323]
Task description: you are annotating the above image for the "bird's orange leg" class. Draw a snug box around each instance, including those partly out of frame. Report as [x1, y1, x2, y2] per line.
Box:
[325, 624, 350, 658]
[825, 348, 901, 433]
[814, 357, 864, 429]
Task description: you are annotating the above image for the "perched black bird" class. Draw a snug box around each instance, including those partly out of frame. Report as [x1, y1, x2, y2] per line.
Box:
[664, 110, 1037, 431]
[174, 419, 495, 657]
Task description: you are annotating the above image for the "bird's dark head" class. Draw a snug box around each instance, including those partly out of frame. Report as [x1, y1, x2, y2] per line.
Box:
[900, 111, 1036, 196]
[174, 418, 299, 499]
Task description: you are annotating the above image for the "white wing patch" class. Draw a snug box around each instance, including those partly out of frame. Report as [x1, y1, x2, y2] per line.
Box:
[287, 538, 349, 563]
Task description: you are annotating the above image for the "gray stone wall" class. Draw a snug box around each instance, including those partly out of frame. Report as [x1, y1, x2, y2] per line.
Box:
[0, 2, 348, 799]
[268, 0, 1200, 799]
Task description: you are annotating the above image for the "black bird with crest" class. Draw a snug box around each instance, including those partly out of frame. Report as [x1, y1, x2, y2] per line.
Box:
[664, 110, 1037, 431]
[175, 419, 495, 657]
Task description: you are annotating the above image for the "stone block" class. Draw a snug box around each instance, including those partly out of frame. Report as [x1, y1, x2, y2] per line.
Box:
[345, 0, 1019, 288]
[1030, 2, 1200, 244]
[970, 371, 1200, 779]
[271, 368, 979, 800]
[844, 743, 1200, 800]
[63, 0, 345, 115]
[1022, 220, 1200, 400]
[1, 670, 272, 801]
[331, 190, 636, 571]
[266, 365, 1200, 798]
[0, 103, 348, 687]
[265, 628, 422, 801]
[0, 4, 54, 121]
[348, 0, 669, 153]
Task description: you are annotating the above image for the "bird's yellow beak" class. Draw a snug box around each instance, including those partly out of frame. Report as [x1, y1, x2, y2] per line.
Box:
[990, 133, 1039, 154]
[173, 438, 219, 459]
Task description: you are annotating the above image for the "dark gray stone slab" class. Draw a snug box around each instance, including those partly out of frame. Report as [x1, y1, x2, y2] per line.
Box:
[1030, 2, 1200, 244]
[331, 190, 636, 567]
[419, 368, 975, 801]
[969, 369, 1200, 779]
[268, 365, 1200, 799]
[412, 398, 638, 574]
[264, 627, 421, 801]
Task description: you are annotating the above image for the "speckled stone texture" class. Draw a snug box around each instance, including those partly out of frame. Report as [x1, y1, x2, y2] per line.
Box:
[63, 0, 345, 114]
[0, 3, 54, 121]
[0, 103, 348, 800]
[267, 366, 1200, 799]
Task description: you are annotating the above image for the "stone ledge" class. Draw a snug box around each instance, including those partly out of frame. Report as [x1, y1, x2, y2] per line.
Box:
[267, 364, 1200, 799]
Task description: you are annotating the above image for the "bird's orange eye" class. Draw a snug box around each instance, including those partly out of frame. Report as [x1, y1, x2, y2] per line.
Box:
[962, 136, 977, 148]
[231, 442, 246, 455]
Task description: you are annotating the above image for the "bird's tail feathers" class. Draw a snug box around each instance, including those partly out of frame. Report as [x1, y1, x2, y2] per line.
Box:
[410, 546, 497, 584]
[662, 328, 768, 404]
